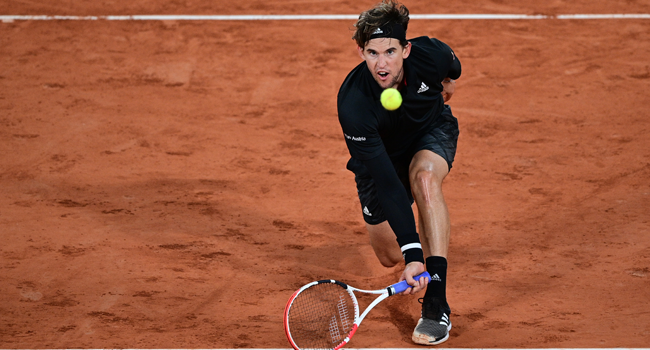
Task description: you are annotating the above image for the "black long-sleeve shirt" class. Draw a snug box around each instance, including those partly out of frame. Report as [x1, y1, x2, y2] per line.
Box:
[337, 36, 461, 264]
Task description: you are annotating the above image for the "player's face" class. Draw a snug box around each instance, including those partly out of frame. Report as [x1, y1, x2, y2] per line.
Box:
[358, 38, 411, 89]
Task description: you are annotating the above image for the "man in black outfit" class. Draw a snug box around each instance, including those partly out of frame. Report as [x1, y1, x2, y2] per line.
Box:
[337, 0, 461, 345]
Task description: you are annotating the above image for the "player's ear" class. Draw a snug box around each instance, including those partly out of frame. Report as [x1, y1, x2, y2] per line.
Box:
[402, 41, 412, 59]
[357, 46, 365, 60]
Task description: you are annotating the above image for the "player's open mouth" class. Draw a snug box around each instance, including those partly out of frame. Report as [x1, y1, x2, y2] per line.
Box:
[377, 72, 389, 80]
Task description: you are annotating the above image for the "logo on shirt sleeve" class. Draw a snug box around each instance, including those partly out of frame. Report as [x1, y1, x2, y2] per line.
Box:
[344, 133, 366, 142]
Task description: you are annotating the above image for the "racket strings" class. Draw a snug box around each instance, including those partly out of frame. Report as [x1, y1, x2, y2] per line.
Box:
[288, 283, 356, 349]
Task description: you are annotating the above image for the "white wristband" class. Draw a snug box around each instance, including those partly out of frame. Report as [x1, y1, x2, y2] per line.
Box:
[400, 243, 422, 252]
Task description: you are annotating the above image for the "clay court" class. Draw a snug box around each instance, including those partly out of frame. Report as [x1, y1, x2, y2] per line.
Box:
[1, 0, 649, 348]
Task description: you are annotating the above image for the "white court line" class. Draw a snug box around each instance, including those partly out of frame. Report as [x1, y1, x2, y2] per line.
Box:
[1, 13, 650, 22]
[557, 13, 650, 19]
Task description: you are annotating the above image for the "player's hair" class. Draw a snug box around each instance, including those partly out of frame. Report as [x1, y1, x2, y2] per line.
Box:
[353, 0, 410, 48]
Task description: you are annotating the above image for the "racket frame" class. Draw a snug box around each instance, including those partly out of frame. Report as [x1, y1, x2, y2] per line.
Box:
[284, 272, 430, 350]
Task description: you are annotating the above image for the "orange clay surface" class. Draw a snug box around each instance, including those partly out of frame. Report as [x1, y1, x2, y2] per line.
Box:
[1, 0, 649, 348]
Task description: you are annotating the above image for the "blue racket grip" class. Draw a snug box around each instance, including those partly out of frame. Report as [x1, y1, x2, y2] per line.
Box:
[389, 271, 431, 295]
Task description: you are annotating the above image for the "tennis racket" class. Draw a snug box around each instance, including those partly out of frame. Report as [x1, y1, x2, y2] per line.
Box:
[283, 271, 431, 350]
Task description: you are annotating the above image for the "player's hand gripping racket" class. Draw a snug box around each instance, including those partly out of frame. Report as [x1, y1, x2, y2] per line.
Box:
[283, 271, 430, 350]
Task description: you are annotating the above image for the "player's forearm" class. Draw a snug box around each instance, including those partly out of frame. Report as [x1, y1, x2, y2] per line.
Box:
[362, 153, 424, 264]
[447, 53, 461, 80]
[441, 78, 455, 102]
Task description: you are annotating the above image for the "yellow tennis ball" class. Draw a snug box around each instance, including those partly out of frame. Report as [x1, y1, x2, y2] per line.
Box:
[380, 88, 402, 111]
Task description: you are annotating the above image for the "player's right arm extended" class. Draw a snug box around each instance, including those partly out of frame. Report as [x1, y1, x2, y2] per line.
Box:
[361, 151, 424, 265]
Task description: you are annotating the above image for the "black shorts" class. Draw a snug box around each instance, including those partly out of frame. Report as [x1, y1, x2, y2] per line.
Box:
[352, 105, 459, 225]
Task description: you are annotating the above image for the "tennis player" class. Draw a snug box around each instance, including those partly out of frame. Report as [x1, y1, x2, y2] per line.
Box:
[337, 0, 461, 345]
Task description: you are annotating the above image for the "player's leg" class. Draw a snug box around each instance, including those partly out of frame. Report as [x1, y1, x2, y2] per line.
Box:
[367, 221, 402, 267]
[409, 150, 452, 345]
[408, 106, 458, 345]
[351, 160, 405, 268]
[409, 150, 450, 259]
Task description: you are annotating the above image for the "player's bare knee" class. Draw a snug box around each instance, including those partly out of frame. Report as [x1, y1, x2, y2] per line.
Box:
[411, 168, 443, 195]
[377, 253, 401, 268]
[371, 242, 402, 268]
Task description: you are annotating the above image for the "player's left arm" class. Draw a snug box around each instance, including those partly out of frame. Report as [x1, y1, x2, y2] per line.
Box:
[441, 78, 455, 102]
[442, 47, 461, 102]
